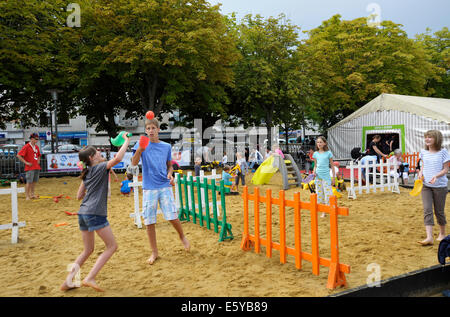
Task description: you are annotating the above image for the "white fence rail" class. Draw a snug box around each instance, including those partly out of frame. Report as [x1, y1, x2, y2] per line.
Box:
[0, 182, 26, 243]
[346, 158, 400, 199]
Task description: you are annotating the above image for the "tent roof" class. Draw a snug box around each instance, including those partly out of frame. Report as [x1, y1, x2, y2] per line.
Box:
[330, 94, 450, 129]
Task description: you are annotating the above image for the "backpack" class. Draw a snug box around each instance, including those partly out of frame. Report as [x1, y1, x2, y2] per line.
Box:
[438, 235, 450, 265]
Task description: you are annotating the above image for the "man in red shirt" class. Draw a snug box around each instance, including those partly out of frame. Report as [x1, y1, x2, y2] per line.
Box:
[17, 133, 41, 200]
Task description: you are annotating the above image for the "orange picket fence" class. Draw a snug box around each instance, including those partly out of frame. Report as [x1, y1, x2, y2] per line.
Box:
[403, 152, 420, 172]
[240, 186, 350, 289]
[382, 152, 419, 173]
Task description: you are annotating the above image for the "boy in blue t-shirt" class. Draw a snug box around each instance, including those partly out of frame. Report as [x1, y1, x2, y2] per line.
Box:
[131, 118, 190, 265]
[120, 173, 134, 196]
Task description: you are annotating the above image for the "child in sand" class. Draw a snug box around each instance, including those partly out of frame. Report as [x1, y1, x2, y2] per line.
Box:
[60, 133, 130, 292]
[131, 118, 190, 265]
[417, 130, 449, 246]
[222, 165, 238, 195]
[120, 173, 134, 196]
[194, 156, 202, 177]
[312, 136, 335, 218]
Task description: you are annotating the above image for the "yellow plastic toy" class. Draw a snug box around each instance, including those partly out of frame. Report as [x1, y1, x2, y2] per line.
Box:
[332, 187, 342, 198]
[302, 179, 316, 193]
[230, 164, 241, 177]
[409, 179, 423, 197]
[173, 169, 183, 175]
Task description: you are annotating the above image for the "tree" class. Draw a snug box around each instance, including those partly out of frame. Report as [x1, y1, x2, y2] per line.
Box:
[77, 0, 239, 121]
[229, 14, 305, 150]
[416, 27, 450, 99]
[302, 15, 438, 133]
[0, 0, 79, 129]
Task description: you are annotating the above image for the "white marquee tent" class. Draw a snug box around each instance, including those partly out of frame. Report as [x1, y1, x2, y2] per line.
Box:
[328, 94, 450, 159]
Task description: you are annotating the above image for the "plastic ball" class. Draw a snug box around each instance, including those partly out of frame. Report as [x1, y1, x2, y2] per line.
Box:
[145, 111, 155, 120]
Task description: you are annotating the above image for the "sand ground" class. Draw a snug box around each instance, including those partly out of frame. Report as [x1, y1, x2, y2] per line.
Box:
[0, 172, 447, 297]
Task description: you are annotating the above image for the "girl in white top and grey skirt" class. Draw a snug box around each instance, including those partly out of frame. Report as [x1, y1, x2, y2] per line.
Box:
[417, 130, 450, 246]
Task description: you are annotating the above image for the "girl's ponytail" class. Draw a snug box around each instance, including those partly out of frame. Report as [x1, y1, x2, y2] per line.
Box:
[78, 146, 97, 180]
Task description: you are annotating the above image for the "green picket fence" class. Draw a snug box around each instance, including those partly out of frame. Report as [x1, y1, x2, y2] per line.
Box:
[176, 174, 233, 242]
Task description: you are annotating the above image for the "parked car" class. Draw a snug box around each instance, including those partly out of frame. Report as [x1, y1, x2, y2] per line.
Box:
[58, 144, 81, 153]
[0, 144, 19, 157]
[41, 144, 81, 154]
[41, 144, 53, 154]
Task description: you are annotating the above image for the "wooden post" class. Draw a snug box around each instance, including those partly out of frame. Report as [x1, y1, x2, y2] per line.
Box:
[293, 192, 302, 270]
[183, 174, 190, 222]
[130, 175, 142, 228]
[266, 189, 272, 259]
[380, 160, 384, 192]
[219, 180, 230, 242]
[177, 174, 185, 219]
[174, 172, 180, 210]
[0, 182, 26, 244]
[327, 195, 347, 289]
[254, 187, 261, 254]
[211, 179, 219, 233]
[310, 193, 320, 275]
[372, 159, 377, 193]
[387, 159, 392, 190]
[203, 178, 211, 230]
[279, 190, 286, 264]
[240, 186, 251, 250]
[189, 174, 196, 224]
[196, 176, 204, 227]
[11, 182, 21, 244]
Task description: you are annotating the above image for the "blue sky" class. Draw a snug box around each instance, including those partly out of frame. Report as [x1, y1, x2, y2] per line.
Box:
[208, 0, 449, 39]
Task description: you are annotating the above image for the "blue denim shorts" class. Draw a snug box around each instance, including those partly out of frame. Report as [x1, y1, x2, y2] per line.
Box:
[78, 214, 109, 232]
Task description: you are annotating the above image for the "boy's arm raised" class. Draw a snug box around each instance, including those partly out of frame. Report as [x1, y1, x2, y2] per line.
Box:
[131, 136, 150, 167]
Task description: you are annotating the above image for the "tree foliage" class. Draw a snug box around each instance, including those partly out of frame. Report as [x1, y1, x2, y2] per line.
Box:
[301, 15, 438, 133]
[416, 27, 450, 99]
[0, 0, 79, 129]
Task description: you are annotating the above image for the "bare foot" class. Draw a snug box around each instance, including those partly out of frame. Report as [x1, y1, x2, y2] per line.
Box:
[417, 239, 433, 246]
[147, 253, 159, 265]
[60, 280, 80, 292]
[82, 279, 104, 292]
[181, 236, 190, 252]
[436, 235, 445, 242]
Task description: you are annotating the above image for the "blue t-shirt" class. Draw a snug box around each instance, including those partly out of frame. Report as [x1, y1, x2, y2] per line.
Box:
[121, 180, 132, 194]
[137, 141, 172, 190]
[313, 150, 333, 182]
[419, 148, 450, 188]
[222, 171, 233, 186]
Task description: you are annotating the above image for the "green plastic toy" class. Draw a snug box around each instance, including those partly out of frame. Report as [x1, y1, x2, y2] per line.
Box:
[110, 131, 132, 147]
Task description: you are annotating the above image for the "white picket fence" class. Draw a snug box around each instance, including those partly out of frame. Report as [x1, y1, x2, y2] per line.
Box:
[346, 158, 400, 199]
[129, 169, 222, 228]
[0, 182, 26, 244]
